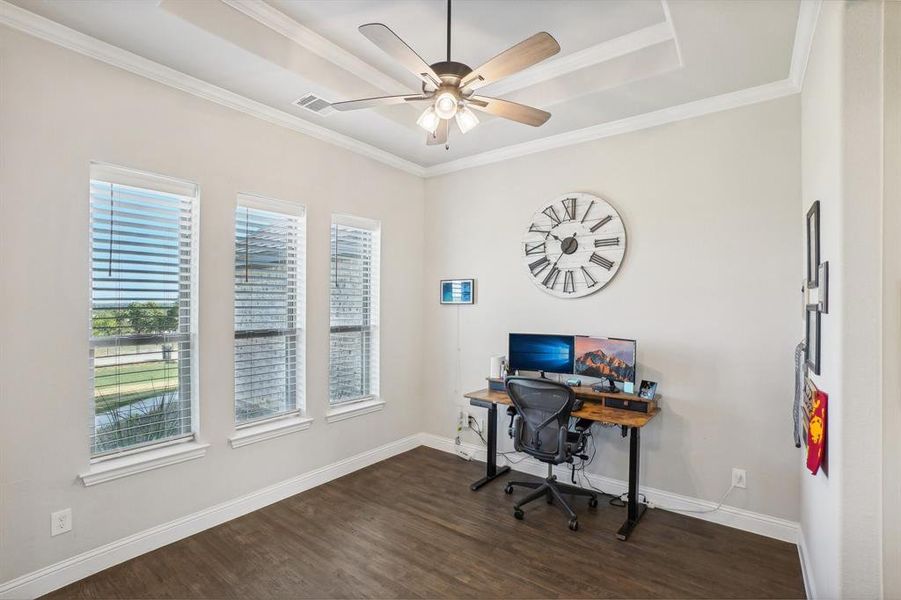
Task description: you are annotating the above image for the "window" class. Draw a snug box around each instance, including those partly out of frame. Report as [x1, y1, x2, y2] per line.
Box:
[234, 196, 305, 424]
[329, 216, 380, 405]
[89, 164, 197, 456]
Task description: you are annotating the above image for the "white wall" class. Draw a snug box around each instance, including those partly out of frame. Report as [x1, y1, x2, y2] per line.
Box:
[798, 4, 843, 595]
[883, 3, 901, 598]
[800, 2, 884, 597]
[422, 97, 802, 522]
[0, 27, 425, 583]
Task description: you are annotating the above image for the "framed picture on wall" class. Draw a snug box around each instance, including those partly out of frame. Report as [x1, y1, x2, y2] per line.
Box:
[806, 201, 820, 287]
[805, 304, 821, 375]
[440, 278, 475, 305]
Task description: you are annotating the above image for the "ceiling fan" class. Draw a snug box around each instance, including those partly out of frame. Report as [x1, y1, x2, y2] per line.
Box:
[330, 0, 560, 147]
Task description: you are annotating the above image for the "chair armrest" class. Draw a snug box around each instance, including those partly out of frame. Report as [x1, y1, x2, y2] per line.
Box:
[512, 414, 524, 453]
[555, 425, 569, 463]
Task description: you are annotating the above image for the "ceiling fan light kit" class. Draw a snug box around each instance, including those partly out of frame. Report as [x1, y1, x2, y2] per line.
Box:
[416, 106, 441, 133]
[331, 0, 560, 147]
[433, 91, 459, 119]
[455, 106, 479, 134]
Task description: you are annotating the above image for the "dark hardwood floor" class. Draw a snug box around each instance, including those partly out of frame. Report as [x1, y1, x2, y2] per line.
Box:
[45, 447, 804, 599]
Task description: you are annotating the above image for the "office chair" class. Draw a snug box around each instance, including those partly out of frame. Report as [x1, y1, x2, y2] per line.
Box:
[504, 377, 598, 531]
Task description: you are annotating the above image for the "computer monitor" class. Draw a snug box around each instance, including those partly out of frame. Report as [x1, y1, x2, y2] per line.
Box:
[573, 336, 637, 385]
[508, 333, 575, 374]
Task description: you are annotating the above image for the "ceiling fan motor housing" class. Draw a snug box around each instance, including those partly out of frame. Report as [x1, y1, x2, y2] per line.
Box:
[430, 61, 473, 86]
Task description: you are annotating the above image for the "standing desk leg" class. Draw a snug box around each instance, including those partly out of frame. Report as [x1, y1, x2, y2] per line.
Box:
[469, 401, 511, 491]
[617, 426, 648, 540]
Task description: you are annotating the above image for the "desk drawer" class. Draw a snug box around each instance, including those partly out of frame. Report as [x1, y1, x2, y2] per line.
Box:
[605, 398, 651, 413]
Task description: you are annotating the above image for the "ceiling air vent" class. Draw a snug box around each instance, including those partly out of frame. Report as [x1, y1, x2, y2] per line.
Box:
[293, 93, 334, 115]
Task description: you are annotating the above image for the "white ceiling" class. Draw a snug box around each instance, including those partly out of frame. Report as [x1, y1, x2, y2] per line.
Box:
[7, 0, 803, 172]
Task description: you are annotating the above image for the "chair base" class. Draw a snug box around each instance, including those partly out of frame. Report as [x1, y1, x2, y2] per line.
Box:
[505, 472, 598, 531]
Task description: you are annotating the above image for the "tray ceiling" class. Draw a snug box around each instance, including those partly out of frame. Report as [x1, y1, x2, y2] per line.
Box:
[5, 0, 805, 174]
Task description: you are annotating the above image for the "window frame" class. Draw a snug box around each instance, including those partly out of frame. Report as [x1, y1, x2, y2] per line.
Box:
[232, 193, 307, 431]
[86, 162, 200, 463]
[328, 214, 381, 409]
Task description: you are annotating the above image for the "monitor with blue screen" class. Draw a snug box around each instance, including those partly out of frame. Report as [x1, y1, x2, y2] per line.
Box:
[508, 333, 575, 374]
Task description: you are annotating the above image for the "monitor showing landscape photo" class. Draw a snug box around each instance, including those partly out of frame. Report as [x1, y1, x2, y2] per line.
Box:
[574, 337, 636, 384]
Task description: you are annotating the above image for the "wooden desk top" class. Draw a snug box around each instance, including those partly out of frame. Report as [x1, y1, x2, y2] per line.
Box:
[464, 388, 660, 428]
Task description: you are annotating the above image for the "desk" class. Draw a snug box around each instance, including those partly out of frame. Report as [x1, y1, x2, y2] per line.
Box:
[464, 387, 660, 540]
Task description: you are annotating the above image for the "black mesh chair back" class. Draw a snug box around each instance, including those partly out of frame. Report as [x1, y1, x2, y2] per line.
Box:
[506, 377, 575, 463]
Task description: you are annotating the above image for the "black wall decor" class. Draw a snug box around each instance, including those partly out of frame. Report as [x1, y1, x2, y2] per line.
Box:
[804, 200, 826, 375]
[805, 305, 821, 375]
[806, 201, 820, 287]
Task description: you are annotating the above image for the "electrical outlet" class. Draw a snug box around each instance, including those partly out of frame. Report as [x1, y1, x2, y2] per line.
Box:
[51, 508, 72, 536]
[731, 468, 747, 489]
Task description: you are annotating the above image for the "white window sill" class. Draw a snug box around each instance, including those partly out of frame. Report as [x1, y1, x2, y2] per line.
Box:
[79, 441, 209, 487]
[325, 397, 385, 423]
[229, 414, 314, 449]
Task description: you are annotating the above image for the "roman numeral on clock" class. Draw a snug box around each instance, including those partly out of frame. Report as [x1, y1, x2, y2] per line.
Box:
[529, 223, 549, 234]
[542, 266, 560, 288]
[589, 252, 615, 270]
[529, 256, 550, 276]
[542, 206, 562, 225]
[580, 200, 595, 223]
[590, 215, 612, 233]
[563, 198, 576, 221]
[524, 241, 546, 256]
[581, 266, 597, 288]
[594, 236, 620, 248]
[563, 270, 575, 293]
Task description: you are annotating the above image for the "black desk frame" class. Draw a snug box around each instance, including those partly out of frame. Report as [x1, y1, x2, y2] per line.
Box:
[468, 396, 648, 540]
[468, 400, 511, 490]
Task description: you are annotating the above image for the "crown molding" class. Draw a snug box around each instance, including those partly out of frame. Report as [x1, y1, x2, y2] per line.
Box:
[0, 0, 426, 177]
[219, 0, 413, 94]
[423, 77, 800, 177]
[789, 0, 822, 89]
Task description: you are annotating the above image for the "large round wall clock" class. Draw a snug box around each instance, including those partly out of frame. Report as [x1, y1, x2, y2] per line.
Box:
[521, 192, 626, 298]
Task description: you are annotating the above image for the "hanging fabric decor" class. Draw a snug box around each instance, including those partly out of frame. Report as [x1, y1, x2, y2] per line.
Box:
[806, 388, 828, 475]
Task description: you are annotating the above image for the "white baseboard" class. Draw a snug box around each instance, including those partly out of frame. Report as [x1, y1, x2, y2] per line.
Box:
[419, 433, 800, 545]
[0, 434, 421, 600]
[797, 529, 816, 599]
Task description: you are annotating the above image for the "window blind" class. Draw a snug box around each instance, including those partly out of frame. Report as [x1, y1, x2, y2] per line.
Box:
[89, 169, 196, 456]
[329, 218, 380, 405]
[234, 200, 304, 424]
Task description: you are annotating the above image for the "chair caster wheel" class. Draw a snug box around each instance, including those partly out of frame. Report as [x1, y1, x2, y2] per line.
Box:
[514, 509, 524, 520]
[568, 518, 579, 531]
[588, 497, 599, 508]
[504, 484, 513, 495]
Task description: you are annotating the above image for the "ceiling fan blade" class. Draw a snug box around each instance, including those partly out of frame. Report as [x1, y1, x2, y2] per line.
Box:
[461, 32, 560, 91]
[331, 94, 432, 112]
[427, 119, 449, 145]
[360, 23, 442, 88]
[469, 96, 551, 127]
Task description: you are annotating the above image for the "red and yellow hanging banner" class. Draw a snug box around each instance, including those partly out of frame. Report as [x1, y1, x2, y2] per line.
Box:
[805, 387, 828, 475]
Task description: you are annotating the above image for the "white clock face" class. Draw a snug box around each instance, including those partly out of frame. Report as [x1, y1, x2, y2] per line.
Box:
[521, 192, 626, 298]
